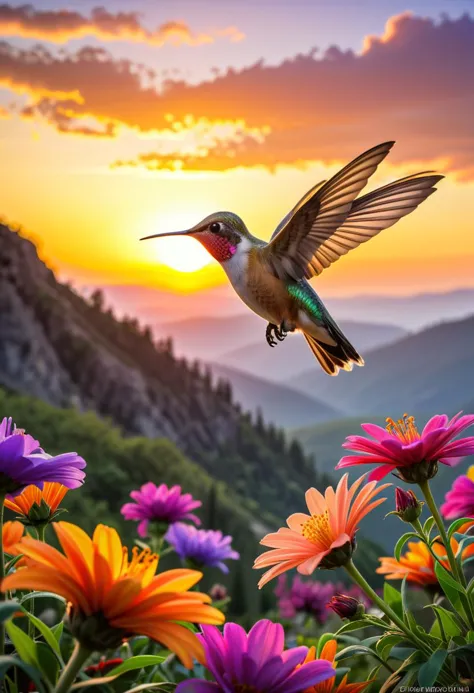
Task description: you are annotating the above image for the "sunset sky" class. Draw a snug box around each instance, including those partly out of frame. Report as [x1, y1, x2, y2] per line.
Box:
[1, 0, 474, 320]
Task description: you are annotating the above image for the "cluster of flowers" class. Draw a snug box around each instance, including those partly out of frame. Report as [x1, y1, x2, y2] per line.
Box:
[275, 574, 370, 623]
[1, 410, 474, 692]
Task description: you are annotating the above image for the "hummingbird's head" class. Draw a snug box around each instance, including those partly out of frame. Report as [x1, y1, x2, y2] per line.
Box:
[140, 211, 250, 264]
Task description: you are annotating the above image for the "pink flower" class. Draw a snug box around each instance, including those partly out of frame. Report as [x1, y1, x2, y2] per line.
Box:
[441, 466, 474, 520]
[337, 413, 474, 483]
[121, 482, 202, 537]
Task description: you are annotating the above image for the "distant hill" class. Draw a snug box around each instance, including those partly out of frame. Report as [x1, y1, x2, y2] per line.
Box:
[293, 316, 474, 417]
[323, 289, 474, 331]
[292, 416, 473, 551]
[99, 283, 474, 333]
[216, 320, 407, 382]
[209, 363, 340, 428]
[154, 313, 263, 361]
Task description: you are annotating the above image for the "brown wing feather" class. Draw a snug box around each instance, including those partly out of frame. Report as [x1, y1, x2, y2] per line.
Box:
[262, 142, 395, 281]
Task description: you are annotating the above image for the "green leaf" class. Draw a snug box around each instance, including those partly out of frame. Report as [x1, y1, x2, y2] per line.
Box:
[36, 641, 60, 685]
[0, 601, 20, 624]
[428, 605, 462, 640]
[335, 619, 369, 635]
[376, 634, 404, 661]
[383, 582, 403, 619]
[51, 621, 64, 644]
[390, 647, 416, 661]
[434, 562, 463, 610]
[423, 516, 435, 538]
[448, 517, 474, 538]
[25, 611, 64, 659]
[455, 534, 474, 557]
[317, 632, 335, 658]
[418, 649, 447, 687]
[0, 655, 46, 693]
[335, 644, 385, 664]
[107, 655, 169, 678]
[5, 620, 38, 667]
[394, 532, 420, 561]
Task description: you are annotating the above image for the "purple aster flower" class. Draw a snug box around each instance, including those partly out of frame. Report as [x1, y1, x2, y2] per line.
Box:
[175, 620, 335, 693]
[165, 523, 239, 573]
[275, 575, 335, 624]
[441, 465, 474, 520]
[121, 482, 202, 538]
[0, 417, 86, 497]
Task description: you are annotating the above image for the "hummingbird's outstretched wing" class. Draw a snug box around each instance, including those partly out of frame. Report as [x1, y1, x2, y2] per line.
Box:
[270, 179, 327, 241]
[265, 141, 451, 282]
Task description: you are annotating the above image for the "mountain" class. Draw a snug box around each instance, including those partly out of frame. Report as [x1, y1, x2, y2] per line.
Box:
[216, 320, 407, 382]
[293, 315, 474, 417]
[154, 313, 263, 361]
[0, 222, 324, 525]
[209, 363, 340, 428]
[324, 289, 474, 331]
[292, 416, 472, 551]
[96, 283, 474, 334]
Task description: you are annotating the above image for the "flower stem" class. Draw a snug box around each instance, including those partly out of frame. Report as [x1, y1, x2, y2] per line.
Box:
[345, 559, 431, 655]
[54, 641, 91, 693]
[36, 525, 46, 542]
[0, 495, 5, 656]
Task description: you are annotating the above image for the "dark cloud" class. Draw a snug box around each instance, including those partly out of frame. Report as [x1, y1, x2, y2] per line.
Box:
[0, 4, 244, 45]
[1, 12, 473, 177]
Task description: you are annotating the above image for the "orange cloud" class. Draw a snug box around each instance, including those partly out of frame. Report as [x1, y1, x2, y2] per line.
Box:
[0, 105, 10, 118]
[0, 12, 473, 177]
[0, 4, 244, 46]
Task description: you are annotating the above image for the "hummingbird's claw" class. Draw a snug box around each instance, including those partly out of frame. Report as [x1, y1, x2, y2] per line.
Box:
[266, 323, 278, 347]
[275, 325, 287, 342]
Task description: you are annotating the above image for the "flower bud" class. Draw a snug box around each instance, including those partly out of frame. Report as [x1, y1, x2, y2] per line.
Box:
[209, 584, 228, 602]
[392, 488, 424, 523]
[327, 593, 365, 621]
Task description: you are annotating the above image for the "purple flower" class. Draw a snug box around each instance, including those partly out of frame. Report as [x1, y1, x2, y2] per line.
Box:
[337, 412, 474, 483]
[441, 466, 474, 520]
[175, 620, 335, 693]
[275, 575, 335, 624]
[165, 523, 239, 573]
[0, 417, 86, 497]
[121, 482, 202, 538]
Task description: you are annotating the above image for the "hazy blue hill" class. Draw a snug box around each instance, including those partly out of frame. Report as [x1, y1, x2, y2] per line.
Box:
[292, 316, 474, 417]
[292, 416, 472, 551]
[209, 363, 341, 428]
[216, 320, 407, 382]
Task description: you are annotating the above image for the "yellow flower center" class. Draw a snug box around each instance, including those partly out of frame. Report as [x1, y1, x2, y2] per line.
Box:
[386, 413, 420, 444]
[302, 511, 332, 546]
[121, 546, 158, 580]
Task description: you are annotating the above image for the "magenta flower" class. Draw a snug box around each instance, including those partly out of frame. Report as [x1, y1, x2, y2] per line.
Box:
[441, 466, 474, 520]
[337, 413, 474, 483]
[175, 620, 335, 693]
[0, 417, 86, 497]
[121, 482, 202, 537]
[165, 523, 239, 574]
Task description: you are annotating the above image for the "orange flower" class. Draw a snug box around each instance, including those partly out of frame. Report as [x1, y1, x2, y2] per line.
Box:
[2, 520, 25, 555]
[254, 474, 390, 588]
[304, 640, 372, 693]
[1, 522, 224, 667]
[4, 482, 68, 525]
[377, 520, 474, 586]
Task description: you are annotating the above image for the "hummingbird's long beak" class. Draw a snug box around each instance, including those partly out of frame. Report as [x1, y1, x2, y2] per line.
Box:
[140, 229, 194, 241]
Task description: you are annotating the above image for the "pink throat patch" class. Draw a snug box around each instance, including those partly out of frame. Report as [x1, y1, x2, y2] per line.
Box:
[199, 232, 238, 262]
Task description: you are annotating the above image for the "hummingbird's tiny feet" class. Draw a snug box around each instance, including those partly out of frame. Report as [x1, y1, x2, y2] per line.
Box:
[275, 325, 287, 342]
[266, 323, 278, 347]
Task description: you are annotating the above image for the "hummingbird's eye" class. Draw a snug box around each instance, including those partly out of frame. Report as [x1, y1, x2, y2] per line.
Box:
[209, 222, 221, 233]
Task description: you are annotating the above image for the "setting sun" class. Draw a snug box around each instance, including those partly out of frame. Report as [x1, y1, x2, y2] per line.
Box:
[155, 236, 213, 273]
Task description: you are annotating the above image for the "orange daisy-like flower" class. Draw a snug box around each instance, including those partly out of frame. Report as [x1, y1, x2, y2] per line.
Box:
[1, 522, 224, 667]
[2, 520, 25, 555]
[304, 639, 372, 693]
[254, 474, 390, 588]
[377, 520, 474, 586]
[4, 482, 68, 526]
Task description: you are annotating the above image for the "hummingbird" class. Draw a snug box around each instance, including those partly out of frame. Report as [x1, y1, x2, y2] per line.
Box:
[141, 142, 443, 375]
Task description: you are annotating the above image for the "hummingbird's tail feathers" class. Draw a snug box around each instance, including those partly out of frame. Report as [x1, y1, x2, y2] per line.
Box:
[303, 331, 364, 377]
